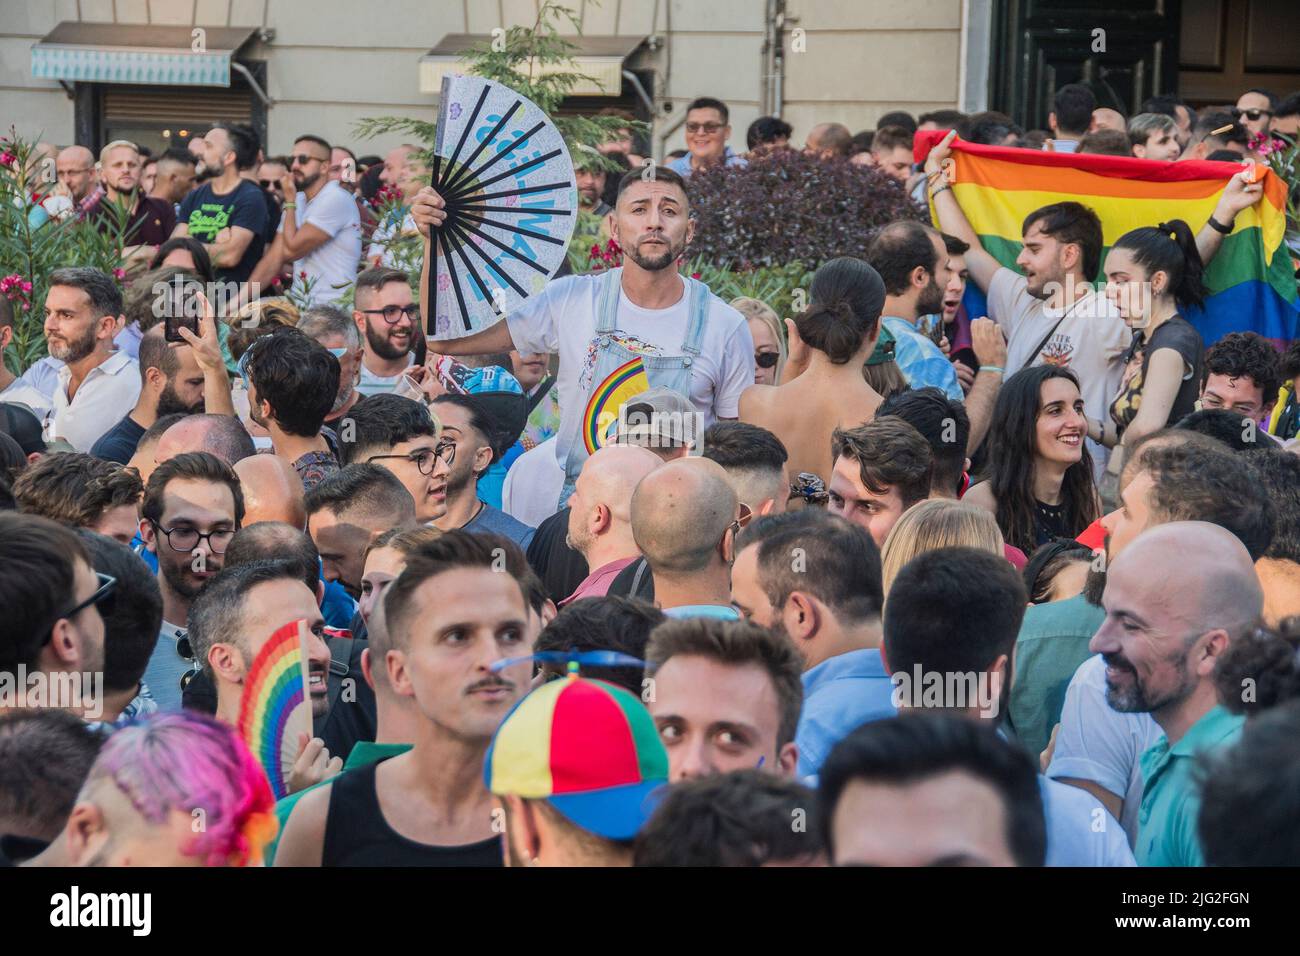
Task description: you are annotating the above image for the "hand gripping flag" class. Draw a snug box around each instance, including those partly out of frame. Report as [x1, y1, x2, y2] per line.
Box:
[914, 130, 1298, 347]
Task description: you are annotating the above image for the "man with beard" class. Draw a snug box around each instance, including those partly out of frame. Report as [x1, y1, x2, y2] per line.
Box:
[298, 304, 364, 425]
[172, 123, 268, 287]
[185, 560, 339, 792]
[92, 325, 205, 464]
[885, 547, 1135, 865]
[927, 131, 1263, 474]
[1040, 432, 1271, 844]
[244, 327, 340, 490]
[559, 444, 661, 603]
[86, 141, 176, 268]
[44, 268, 141, 452]
[137, 452, 244, 711]
[253, 135, 361, 306]
[276, 532, 533, 866]
[866, 220, 963, 401]
[1087, 522, 1259, 865]
[352, 267, 418, 396]
[411, 166, 753, 504]
[729, 510, 893, 777]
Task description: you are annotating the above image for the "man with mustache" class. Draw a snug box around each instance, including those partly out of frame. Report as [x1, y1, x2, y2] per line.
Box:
[352, 268, 418, 396]
[138, 452, 244, 712]
[410, 165, 754, 506]
[86, 140, 176, 268]
[92, 325, 206, 465]
[276, 532, 534, 866]
[1088, 522, 1261, 865]
[44, 268, 141, 453]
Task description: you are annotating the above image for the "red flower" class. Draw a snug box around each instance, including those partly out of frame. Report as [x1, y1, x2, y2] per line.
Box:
[112, 267, 126, 281]
[0, 151, 14, 168]
[299, 271, 307, 280]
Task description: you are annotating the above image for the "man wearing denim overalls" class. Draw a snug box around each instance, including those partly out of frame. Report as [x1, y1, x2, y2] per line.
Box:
[411, 165, 755, 510]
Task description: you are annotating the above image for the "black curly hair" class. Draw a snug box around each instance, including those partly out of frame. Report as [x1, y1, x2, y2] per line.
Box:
[1203, 331, 1282, 399]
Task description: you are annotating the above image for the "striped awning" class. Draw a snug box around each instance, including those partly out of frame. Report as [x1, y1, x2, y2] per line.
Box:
[419, 34, 644, 96]
[31, 22, 256, 87]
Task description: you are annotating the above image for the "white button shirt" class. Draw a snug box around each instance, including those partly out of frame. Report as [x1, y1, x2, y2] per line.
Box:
[49, 350, 141, 451]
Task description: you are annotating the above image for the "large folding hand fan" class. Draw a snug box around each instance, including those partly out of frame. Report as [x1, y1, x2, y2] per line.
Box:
[426, 73, 578, 339]
[236, 619, 313, 800]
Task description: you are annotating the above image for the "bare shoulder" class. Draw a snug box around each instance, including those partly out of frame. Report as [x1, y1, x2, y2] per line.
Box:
[738, 383, 777, 420]
[274, 780, 335, 867]
[962, 481, 998, 513]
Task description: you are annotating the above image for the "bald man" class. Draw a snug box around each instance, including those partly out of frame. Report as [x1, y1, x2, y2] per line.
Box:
[56, 145, 98, 206]
[804, 123, 853, 160]
[630, 457, 741, 617]
[1090, 108, 1127, 133]
[560, 444, 663, 605]
[154, 414, 256, 467]
[1089, 521, 1260, 866]
[235, 454, 307, 528]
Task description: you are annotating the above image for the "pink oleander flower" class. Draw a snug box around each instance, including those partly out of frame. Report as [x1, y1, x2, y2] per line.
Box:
[112, 267, 126, 281]
[0, 151, 15, 168]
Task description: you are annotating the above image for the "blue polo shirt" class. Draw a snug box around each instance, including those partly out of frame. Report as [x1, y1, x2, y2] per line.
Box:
[796, 647, 896, 777]
[1135, 705, 1244, 866]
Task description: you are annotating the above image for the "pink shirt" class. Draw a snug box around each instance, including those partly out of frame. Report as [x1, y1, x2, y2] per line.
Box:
[559, 556, 638, 606]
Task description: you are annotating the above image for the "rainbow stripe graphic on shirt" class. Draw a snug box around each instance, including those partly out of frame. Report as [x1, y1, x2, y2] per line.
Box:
[583, 357, 650, 455]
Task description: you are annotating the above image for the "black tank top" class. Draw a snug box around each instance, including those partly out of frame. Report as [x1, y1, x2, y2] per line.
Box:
[322, 760, 503, 867]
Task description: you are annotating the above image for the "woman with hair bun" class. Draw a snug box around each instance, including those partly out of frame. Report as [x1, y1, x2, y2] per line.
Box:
[1094, 218, 1207, 479]
[739, 256, 886, 484]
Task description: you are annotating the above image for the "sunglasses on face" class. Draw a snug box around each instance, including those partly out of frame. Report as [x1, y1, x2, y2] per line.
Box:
[1232, 108, 1272, 122]
[361, 304, 420, 325]
[290, 154, 328, 167]
[685, 122, 725, 135]
[259, 179, 280, 189]
[42, 573, 117, 646]
[755, 351, 780, 369]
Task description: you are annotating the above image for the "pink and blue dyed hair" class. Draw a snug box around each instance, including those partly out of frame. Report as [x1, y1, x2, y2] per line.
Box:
[87, 711, 276, 866]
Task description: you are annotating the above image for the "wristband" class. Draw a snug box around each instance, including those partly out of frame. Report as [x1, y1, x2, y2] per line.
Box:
[930, 183, 951, 198]
[282, 202, 297, 210]
[1206, 215, 1231, 235]
[978, 365, 1004, 374]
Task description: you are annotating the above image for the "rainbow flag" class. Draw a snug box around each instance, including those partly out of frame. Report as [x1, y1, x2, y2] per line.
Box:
[914, 130, 1298, 346]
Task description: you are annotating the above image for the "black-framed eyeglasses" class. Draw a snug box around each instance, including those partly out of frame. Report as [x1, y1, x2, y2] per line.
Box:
[1232, 108, 1272, 122]
[290, 153, 327, 167]
[42, 573, 116, 646]
[685, 122, 725, 134]
[150, 521, 236, 555]
[755, 351, 780, 369]
[360, 304, 420, 325]
[367, 441, 455, 475]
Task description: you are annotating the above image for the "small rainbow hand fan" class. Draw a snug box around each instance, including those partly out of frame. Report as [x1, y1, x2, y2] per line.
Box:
[236, 619, 313, 800]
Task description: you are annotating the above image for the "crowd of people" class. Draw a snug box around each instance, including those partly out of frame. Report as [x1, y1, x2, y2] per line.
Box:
[2, 79, 1300, 869]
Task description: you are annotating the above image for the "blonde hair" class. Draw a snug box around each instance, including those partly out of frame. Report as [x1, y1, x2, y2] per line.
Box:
[226, 297, 301, 362]
[99, 139, 139, 163]
[881, 499, 1005, 597]
[731, 296, 786, 381]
